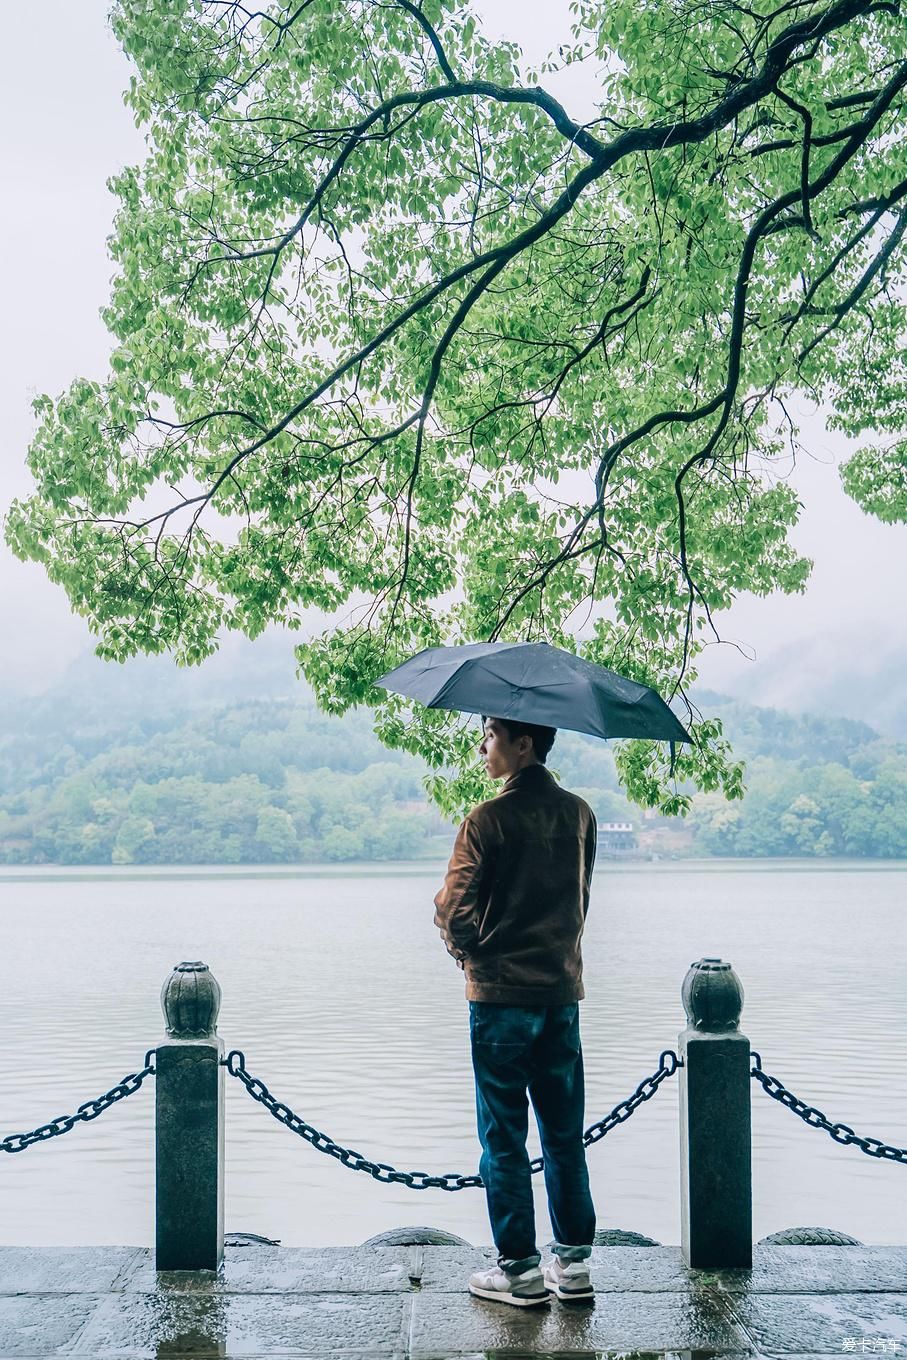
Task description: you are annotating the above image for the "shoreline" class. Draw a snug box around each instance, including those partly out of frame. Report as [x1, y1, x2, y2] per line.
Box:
[1, 855, 907, 883]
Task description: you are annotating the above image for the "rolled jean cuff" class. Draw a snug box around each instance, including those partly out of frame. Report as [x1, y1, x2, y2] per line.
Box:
[552, 1242, 592, 1261]
[499, 1252, 541, 1273]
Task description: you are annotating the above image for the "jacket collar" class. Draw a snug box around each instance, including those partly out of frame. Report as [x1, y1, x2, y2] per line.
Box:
[502, 764, 556, 794]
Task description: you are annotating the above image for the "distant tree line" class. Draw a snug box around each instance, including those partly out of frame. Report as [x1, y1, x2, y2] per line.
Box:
[0, 697, 446, 865]
[0, 682, 905, 864]
[691, 757, 907, 858]
[687, 696, 907, 858]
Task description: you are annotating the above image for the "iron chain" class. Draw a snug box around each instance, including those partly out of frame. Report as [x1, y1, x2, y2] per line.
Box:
[12, 1044, 900, 1174]
[750, 1051, 906, 1164]
[222, 1047, 681, 1190]
[1, 1051, 157, 1154]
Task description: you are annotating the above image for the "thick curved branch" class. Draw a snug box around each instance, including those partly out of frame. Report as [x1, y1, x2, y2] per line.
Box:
[137, 153, 606, 537]
[798, 205, 907, 360]
[781, 173, 907, 341]
[194, 0, 883, 281]
[394, 0, 458, 82]
[492, 56, 907, 645]
[192, 79, 610, 282]
[774, 85, 816, 235]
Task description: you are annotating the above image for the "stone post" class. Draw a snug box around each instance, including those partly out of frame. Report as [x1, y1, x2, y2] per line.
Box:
[678, 957, 752, 1269]
[156, 961, 225, 1271]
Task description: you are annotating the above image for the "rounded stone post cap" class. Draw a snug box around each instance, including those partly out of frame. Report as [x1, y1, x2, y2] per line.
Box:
[161, 961, 222, 1039]
[682, 957, 744, 1031]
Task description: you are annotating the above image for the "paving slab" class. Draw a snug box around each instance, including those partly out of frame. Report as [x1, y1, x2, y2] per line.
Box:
[68, 1291, 410, 1357]
[410, 1354, 759, 1360]
[0, 1244, 902, 1358]
[410, 1354, 758, 1360]
[0, 1292, 102, 1356]
[409, 1288, 746, 1355]
[124, 1247, 419, 1295]
[0, 1246, 145, 1295]
[707, 1246, 907, 1295]
[729, 1291, 907, 1354]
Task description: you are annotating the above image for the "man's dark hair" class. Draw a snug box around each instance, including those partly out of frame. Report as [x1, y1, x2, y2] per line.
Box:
[482, 715, 557, 764]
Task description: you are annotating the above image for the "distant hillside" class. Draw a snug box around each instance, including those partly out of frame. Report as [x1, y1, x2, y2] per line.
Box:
[1, 643, 905, 863]
[692, 690, 884, 766]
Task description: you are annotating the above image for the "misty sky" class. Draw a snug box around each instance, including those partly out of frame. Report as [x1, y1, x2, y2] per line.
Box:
[2, 1, 905, 720]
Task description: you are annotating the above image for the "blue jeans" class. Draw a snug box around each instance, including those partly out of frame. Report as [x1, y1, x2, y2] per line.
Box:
[469, 1001, 596, 1272]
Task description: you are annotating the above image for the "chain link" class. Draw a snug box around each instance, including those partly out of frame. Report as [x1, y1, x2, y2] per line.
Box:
[750, 1051, 906, 1164]
[1, 1051, 157, 1154]
[222, 1048, 681, 1189]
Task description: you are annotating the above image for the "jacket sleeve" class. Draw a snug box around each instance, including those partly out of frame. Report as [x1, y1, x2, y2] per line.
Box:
[582, 810, 597, 920]
[433, 814, 490, 963]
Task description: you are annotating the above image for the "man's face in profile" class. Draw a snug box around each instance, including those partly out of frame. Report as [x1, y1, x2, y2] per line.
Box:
[478, 718, 532, 781]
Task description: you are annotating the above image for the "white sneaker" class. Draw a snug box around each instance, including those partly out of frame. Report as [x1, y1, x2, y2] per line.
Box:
[468, 1262, 550, 1307]
[542, 1255, 595, 1301]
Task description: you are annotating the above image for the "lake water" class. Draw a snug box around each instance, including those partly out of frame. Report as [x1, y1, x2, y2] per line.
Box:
[0, 860, 904, 1249]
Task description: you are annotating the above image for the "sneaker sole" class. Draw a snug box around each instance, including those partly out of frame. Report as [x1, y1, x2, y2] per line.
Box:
[546, 1281, 595, 1302]
[468, 1283, 550, 1307]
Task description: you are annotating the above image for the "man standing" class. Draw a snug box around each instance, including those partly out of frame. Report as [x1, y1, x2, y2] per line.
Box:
[433, 715, 598, 1307]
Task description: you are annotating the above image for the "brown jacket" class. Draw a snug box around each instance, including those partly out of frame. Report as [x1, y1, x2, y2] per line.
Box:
[433, 763, 597, 1005]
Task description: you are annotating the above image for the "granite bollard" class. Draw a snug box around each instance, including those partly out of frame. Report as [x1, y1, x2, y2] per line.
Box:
[156, 962, 225, 1271]
[679, 957, 752, 1269]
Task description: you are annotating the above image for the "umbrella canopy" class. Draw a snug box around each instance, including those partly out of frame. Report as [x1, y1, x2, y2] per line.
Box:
[374, 641, 692, 745]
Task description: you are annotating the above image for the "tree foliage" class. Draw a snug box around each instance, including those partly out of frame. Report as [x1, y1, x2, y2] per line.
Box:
[6, 0, 907, 819]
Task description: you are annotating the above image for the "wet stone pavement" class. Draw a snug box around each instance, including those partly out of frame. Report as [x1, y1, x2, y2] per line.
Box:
[0, 1243, 905, 1359]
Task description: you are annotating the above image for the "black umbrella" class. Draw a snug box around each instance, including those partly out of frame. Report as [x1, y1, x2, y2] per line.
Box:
[374, 640, 692, 746]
